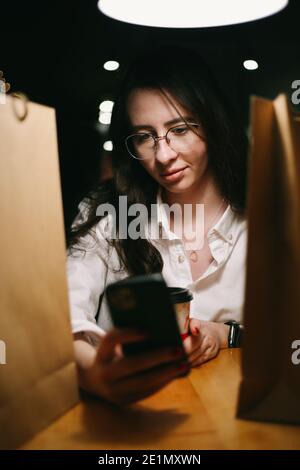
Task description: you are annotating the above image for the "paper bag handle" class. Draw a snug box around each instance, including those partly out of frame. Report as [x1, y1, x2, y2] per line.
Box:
[10, 92, 29, 121]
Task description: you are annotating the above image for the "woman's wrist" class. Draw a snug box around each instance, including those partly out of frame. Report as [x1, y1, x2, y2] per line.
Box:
[73, 337, 98, 392]
[216, 322, 230, 349]
[197, 321, 229, 349]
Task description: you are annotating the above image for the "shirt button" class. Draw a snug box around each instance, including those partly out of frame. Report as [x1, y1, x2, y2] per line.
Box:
[228, 234, 233, 240]
[178, 254, 185, 263]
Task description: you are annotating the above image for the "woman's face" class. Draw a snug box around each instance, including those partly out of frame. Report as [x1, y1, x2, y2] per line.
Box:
[126, 88, 210, 194]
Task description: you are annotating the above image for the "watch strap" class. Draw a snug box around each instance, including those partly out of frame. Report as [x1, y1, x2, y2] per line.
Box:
[224, 321, 243, 348]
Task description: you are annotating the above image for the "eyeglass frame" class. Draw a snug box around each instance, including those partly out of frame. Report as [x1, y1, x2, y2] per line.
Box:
[124, 122, 203, 160]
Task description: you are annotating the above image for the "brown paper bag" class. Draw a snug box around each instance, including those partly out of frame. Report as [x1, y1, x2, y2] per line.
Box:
[237, 94, 300, 424]
[0, 94, 79, 449]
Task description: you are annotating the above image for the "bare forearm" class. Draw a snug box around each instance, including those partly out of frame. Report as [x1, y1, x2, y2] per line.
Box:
[73, 335, 98, 392]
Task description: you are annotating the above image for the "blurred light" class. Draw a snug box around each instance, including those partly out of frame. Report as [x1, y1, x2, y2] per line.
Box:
[243, 59, 259, 70]
[99, 112, 112, 125]
[103, 60, 119, 71]
[103, 140, 113, 151]
[99, 100, 114, 112]
[98, 0, 288, 28]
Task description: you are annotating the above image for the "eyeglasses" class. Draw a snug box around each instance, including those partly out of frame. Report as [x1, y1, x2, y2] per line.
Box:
[125, 123, 203, 160]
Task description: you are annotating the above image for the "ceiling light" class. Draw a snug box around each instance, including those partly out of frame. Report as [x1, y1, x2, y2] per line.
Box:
[243, 60, 259, 70]
[98, 0, 288, 28]
[99, 112, 112, 125]
[103, 61, 119, 71]
[99, 100, 114, 112]
[103, 141, 113, 151]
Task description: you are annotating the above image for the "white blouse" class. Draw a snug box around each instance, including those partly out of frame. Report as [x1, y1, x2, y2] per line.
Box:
[66, 191, 248, 344]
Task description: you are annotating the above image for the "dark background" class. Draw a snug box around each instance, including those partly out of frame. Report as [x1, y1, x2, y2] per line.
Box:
[2, 0, 300, 230]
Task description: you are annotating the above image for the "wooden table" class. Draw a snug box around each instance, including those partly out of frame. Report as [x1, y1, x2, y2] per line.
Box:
[20, 349, 300, 450]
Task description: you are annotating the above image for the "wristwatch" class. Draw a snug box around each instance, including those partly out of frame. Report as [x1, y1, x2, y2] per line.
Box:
[224, 321, 243, 348]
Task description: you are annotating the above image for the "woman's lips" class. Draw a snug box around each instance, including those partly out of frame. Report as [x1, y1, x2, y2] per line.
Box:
[160, 166, 188, 182]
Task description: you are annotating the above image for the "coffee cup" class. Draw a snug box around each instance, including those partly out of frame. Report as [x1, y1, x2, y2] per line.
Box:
[168, 287, 193, 340]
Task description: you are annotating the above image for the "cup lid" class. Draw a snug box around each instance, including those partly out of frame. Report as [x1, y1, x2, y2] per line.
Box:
[168, 287, 193, 303]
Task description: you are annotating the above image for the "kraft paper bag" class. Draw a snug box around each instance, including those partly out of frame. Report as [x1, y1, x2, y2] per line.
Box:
[0, 94, 79, 449]
[237, 94, 300, 424]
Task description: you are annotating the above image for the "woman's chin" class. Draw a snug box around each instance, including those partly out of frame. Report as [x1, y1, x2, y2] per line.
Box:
[161, 176, 194, 193]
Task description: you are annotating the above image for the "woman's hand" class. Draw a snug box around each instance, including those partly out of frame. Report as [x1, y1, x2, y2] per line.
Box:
[74, 328, 190, 406]
[183, 320, 229, 367]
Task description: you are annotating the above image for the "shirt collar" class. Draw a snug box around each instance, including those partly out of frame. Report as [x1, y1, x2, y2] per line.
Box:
[150, 187, 246, 244]
[208, 204, 242, 245]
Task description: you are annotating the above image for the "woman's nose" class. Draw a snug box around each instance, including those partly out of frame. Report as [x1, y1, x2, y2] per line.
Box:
[154, 138, 178, 164]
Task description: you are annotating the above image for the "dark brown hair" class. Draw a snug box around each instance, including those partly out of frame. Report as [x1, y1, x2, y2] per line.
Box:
[68, 45, 248, 275]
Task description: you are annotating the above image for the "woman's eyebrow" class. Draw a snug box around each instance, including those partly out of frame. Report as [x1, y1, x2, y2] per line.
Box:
[131, 116, 195, 131]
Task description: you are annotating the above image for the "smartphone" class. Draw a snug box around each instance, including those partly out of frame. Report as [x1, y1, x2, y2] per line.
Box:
[105, 273, 187, 359]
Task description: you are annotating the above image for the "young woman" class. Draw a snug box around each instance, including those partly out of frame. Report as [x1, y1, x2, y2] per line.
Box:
[67, 45, 248, 405]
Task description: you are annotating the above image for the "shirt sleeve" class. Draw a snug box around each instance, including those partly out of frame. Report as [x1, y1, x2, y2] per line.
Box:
[66, 202, 109, 344]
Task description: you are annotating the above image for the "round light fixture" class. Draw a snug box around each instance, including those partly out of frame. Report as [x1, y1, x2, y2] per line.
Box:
[99, 100, 114, 112]
[98, 112, 112, 125]
[243, 60, 259, 70]
[103, 141, 113, 151]
[103, 61, 119, 71]
[98, 0, 288, 28]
